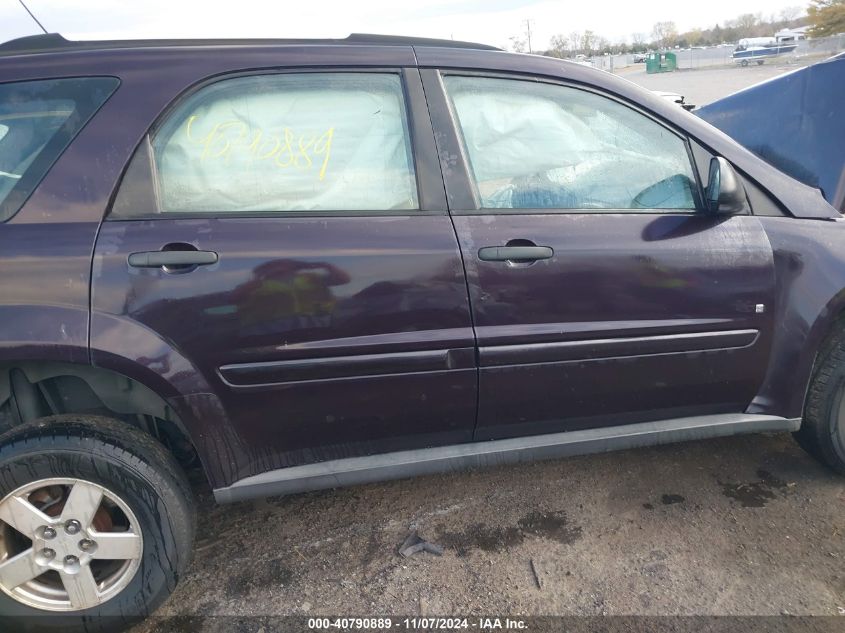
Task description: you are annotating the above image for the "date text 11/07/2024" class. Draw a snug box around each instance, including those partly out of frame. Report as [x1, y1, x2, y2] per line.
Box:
[308, 618, 529, 630]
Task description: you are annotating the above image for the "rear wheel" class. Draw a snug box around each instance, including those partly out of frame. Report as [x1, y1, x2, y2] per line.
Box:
[0, 415, 195, 632]
[741, 59, 749, 67]
[796, 329, 845, 475]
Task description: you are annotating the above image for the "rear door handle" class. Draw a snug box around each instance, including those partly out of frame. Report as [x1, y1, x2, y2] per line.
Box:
[127, 250, 218, 268]
[477, 245, 554, 262]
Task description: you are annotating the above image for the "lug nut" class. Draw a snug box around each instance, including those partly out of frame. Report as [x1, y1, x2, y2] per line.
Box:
[42, 526, 56, 540]
[78, 539, 95, 552]
[63, 554, 81, 574]
[64, 554, 82, 574]
[64, 520, 81, 535]
[35, 548, 56, 566]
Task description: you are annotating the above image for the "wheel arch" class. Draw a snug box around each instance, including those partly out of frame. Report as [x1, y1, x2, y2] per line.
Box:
[804, 290, 845, 392]
[0, 360, 206, 483]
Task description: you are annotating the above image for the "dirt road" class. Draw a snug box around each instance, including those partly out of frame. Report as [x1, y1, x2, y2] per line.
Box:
[134, 431, 844, 630]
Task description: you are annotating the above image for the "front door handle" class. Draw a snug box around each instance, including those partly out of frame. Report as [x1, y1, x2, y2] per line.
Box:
[127, 249, 218, 268]
[477, 245, 554, 262]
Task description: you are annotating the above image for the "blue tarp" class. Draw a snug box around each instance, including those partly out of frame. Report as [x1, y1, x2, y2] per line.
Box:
[696, 53, 845, 212]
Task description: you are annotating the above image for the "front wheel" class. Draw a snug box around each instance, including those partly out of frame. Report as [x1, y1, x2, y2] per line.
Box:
[0, 415, 195, 632]
[796, 330, 845, 475]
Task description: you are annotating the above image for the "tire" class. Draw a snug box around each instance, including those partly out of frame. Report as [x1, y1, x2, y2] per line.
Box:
[0, 415, 195, 632]
[741, 59, 749, 67]
[796, 328, 845, 475]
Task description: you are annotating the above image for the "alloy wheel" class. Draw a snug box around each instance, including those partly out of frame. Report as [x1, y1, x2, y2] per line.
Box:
[0, 478, 143, 611]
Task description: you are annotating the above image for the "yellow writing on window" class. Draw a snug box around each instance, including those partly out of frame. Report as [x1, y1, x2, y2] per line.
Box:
[184, 116, 334, 180]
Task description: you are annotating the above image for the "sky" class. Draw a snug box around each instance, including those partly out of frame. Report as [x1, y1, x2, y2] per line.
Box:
[0, 0, 806, 51]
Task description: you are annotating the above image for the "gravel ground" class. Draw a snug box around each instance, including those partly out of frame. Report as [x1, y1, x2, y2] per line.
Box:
[131, 60, 844, 632]
[134, 432, 844, 630]
[619, 60, 808, 107]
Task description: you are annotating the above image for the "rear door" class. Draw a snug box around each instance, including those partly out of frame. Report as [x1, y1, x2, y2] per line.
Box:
[422, 70, 776, 440]
[91, 67, 477, 479]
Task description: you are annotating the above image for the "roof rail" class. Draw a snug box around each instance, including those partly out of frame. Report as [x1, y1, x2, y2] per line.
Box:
[0, 32, 501, 56]
[346, 33, 500, 50]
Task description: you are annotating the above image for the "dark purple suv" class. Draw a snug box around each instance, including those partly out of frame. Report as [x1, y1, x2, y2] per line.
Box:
[1, 33, 843, 630]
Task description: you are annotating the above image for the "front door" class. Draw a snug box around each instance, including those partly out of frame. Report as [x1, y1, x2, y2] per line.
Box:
[91, 68, 476, 480]
[425, 71, 776, 440]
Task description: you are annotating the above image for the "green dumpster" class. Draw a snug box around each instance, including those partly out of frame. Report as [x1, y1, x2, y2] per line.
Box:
[646, 51, 677, 74]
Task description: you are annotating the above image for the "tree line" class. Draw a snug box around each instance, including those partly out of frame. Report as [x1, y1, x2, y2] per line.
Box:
[508, 2, 844, 57]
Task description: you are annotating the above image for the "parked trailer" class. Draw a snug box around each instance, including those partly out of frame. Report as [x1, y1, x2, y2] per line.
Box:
[732, 37, 798, 66]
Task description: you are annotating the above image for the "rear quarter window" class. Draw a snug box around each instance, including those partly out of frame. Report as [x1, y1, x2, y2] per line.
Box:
[0, 77, 119, 221]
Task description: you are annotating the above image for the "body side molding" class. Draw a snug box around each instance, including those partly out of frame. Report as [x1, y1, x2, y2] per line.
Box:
[479, 329, 759, 367]
[218, 347, 476, 387]
[214, 413, 800, 502]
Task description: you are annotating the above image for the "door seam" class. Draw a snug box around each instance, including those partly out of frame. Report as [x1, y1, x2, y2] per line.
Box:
[414, 63, 482, 439]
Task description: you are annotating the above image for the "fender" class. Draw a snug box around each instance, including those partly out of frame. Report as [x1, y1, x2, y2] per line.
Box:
[0, 305, 89, 366]
[0, 218, 100, 365]
[750, 216, 845, 419]
[0, 306, 240, 487]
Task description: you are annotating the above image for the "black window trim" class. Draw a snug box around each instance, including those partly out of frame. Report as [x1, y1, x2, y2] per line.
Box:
[430, 68, 711, 216]
[107, 66, 447, 221]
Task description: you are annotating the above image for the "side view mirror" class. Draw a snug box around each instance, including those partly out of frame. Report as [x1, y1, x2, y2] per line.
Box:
[705, 156, 748, 214]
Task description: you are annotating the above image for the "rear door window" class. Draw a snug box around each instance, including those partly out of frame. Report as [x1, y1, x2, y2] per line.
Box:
[0, 77, 119, 221]
[120, 72, 418, 215]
